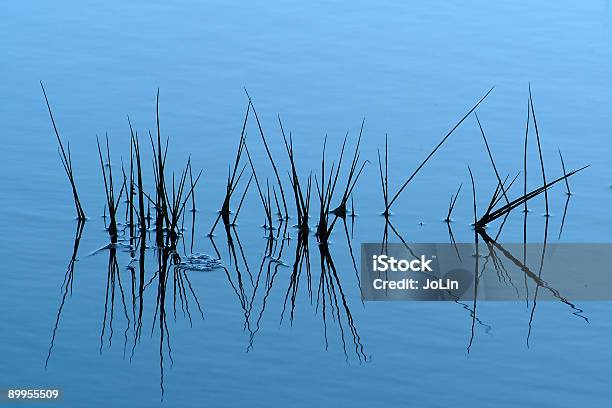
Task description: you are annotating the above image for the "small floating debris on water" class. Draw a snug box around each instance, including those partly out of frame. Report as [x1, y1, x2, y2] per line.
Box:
[177, 253, 222, 272]
[87, 242, 132, 256]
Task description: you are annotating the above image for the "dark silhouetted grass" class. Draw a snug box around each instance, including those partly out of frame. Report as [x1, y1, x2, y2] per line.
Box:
[245, 90, 289, 220]
[40, 82, 86, 220]
[281, 123, 312, 232]
[96, 135, 124, 244]
[385, 87, 494, 213]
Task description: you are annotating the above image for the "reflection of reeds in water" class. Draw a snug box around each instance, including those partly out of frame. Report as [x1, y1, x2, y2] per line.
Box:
[467, 166, 479, 354]
[45, 219, 85, 369]
[149, 247, 205, 397]
[242, 219, 367, 363]
[99, 244, 131, 355]
[99, 240, 205, 399]
[315, 242, 367, 362]
[281, 228, 312, 324]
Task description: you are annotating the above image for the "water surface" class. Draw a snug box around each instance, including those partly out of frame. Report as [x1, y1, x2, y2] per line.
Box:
[1, 1, 611, 407]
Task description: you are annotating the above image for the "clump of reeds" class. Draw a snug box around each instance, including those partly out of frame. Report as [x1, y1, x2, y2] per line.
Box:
[120, 129, 136, 248]
[314, 138, 337, 243]
[473, 87, 589, 232]
[473, 110, 520, 239]
[129, 122, 147, 238]
[314, 125, 367, 244]
[209, 104, 249, 236]
[330, 120, 368, 221]
[150, 91, 169, 247]
[124, 92, 203, 257]
[96, 135, 124, 244]
[246, 147, 274, 236]
[281, 119, 312, 232]
[245, 91, 289, 220]
[474, 165, 586, 230]
[40, 82, 86, 220]
[164, 159, 202, 257]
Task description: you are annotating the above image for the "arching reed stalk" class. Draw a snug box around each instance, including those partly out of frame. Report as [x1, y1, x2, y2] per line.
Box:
[385, 87, 494, 214]
[40, 82, 86, 220]
[244, 90, 289, 220]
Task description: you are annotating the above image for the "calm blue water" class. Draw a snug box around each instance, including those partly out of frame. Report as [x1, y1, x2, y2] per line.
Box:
[1, 1, 612, 407]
